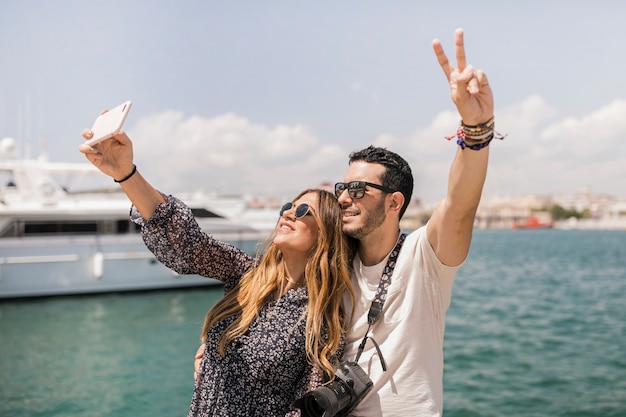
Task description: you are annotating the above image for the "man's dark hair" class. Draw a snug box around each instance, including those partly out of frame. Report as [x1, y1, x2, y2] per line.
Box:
[348, 146, 413, 219]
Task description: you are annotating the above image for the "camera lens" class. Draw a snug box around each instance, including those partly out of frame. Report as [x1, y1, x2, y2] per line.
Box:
[298, 396, 326, 417]
[294, 361, 372, 417]
[295, 384, 350, 417]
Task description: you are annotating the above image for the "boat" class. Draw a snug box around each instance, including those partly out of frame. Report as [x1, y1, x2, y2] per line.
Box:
[0, 137, 268, 299]
[512, 215, 554, 230]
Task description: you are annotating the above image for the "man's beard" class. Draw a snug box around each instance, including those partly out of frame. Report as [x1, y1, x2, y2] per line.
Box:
[343, 198, 386, 240]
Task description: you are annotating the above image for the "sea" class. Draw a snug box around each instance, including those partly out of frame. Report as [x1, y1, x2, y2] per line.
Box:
[0, 229, 625, 417]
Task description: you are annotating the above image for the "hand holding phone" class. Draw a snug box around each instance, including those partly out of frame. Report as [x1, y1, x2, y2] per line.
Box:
[84, 100, 132, 147]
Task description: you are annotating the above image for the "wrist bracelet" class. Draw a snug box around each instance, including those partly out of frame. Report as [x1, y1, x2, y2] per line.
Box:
[445, 123, 507, 151]
[114, 165, 137, 183]
[456, 135, 494, 150]
[460, 117, 495, 134]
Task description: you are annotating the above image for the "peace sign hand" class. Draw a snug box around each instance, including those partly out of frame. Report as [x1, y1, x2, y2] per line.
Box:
[433, 28, 494, 126]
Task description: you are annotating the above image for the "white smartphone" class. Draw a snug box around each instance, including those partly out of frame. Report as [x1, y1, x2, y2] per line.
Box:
[84, 100, 132, 146]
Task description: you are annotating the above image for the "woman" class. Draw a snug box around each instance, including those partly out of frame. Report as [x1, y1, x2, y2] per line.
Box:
[79, 129, 354, 416]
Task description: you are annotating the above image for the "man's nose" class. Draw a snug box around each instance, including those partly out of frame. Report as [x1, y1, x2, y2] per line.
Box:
[337, 189, 352, 206]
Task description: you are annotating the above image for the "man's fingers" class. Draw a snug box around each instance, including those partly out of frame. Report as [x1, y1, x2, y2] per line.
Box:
[454, 28, 466, 72]
[459, 66, 488, 95]
[434, 28, 467, 80]
[193, 344, 204, 381]
[467, 77, 479, 94]
[432, 38, 452, 80]
[467, 68, 491, 95]
[475, 69, 490, 88]
[193, 357, 201, 381]
[195, 343, 205, 359]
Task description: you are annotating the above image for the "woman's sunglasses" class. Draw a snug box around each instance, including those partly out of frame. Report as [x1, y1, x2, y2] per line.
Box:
[279, 202, 312, 219]
[334, 181, 396, 199]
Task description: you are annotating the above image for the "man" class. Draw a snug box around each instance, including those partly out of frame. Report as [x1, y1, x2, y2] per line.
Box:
[332, 27, 495, 416]
[195, 28, 496, 416]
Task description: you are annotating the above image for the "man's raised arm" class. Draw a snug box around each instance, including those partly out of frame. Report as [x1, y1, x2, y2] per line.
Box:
[428, 28, 496, 267]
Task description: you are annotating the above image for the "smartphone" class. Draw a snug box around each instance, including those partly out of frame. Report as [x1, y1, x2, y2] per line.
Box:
[84, 100, 132, 146]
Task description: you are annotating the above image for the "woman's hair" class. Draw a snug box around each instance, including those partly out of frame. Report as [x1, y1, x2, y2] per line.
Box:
[200, 188, 354, 378]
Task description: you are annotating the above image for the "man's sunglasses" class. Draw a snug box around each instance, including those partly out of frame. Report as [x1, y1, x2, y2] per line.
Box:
[334, 181, 396, 199]
[279, 202, 312, 219]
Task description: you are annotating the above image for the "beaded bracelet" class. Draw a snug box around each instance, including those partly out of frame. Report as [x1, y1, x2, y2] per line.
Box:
[114, 165, 137, 183]
[456, 133, 494, 150]
[460, 117, 495, 138]
[445, 118, 506, 150]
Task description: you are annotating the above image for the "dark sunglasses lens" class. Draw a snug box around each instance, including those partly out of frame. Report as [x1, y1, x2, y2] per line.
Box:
[334, 183, 346, 198]
[348, 182, 365, 198]
[280, 202, 310, 218]
[295, 204, 310, 218]
[279, 202, 293, 217]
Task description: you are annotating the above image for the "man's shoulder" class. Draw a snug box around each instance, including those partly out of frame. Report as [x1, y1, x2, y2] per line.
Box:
[399, 223, 456, 273]
[401, 224, 428, 249]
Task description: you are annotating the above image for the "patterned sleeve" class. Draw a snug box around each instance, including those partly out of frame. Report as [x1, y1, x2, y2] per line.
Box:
[130, 193, 257, 291]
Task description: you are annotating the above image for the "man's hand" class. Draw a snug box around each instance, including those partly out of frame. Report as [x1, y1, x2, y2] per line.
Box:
[193, 343, 205, 381]
[433, 28, 494, 126]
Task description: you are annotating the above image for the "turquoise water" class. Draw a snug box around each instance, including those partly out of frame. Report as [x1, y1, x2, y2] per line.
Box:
[445, 230, 626, 417]
[1, 230, 625, 416]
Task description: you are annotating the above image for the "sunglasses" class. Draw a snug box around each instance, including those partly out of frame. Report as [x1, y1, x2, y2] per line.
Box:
[334, 181, 396, 199]
[279, 202, 312, 219]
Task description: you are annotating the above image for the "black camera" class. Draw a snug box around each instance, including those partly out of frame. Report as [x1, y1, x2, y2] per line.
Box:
[293, 360, 373, 417]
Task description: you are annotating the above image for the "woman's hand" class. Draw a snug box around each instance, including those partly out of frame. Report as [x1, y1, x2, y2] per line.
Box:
[79, 127, 135, 182]
[79, 110, 166, 219]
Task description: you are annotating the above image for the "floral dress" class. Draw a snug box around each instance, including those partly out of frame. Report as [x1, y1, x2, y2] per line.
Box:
[131, 195, 342, 417]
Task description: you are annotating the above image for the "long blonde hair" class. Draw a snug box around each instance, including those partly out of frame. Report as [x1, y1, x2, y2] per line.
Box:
[201, 189, 354, 378]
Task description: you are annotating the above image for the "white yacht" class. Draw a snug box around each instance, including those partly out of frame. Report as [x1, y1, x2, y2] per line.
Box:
[0, 137, 267, 299]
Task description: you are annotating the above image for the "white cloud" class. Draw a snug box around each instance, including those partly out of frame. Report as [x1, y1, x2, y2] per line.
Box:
[485, 97, 626, 198]
[540, 99, 626, 158]
[129, 111, 345, 198]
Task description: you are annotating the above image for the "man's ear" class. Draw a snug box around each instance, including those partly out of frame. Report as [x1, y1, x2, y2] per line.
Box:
[387, 192, 405, 215]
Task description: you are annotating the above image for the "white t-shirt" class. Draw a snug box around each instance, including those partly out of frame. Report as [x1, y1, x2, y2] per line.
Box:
[343, 225, 459, 417]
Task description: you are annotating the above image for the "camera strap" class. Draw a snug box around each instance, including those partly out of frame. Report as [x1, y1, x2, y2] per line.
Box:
[355, 231, 407, 370]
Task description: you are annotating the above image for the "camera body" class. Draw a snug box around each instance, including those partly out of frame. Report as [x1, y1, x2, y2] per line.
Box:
[293, 360, 373, 417]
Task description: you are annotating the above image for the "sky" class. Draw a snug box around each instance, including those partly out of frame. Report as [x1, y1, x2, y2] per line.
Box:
[1, 1, 625, 206]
